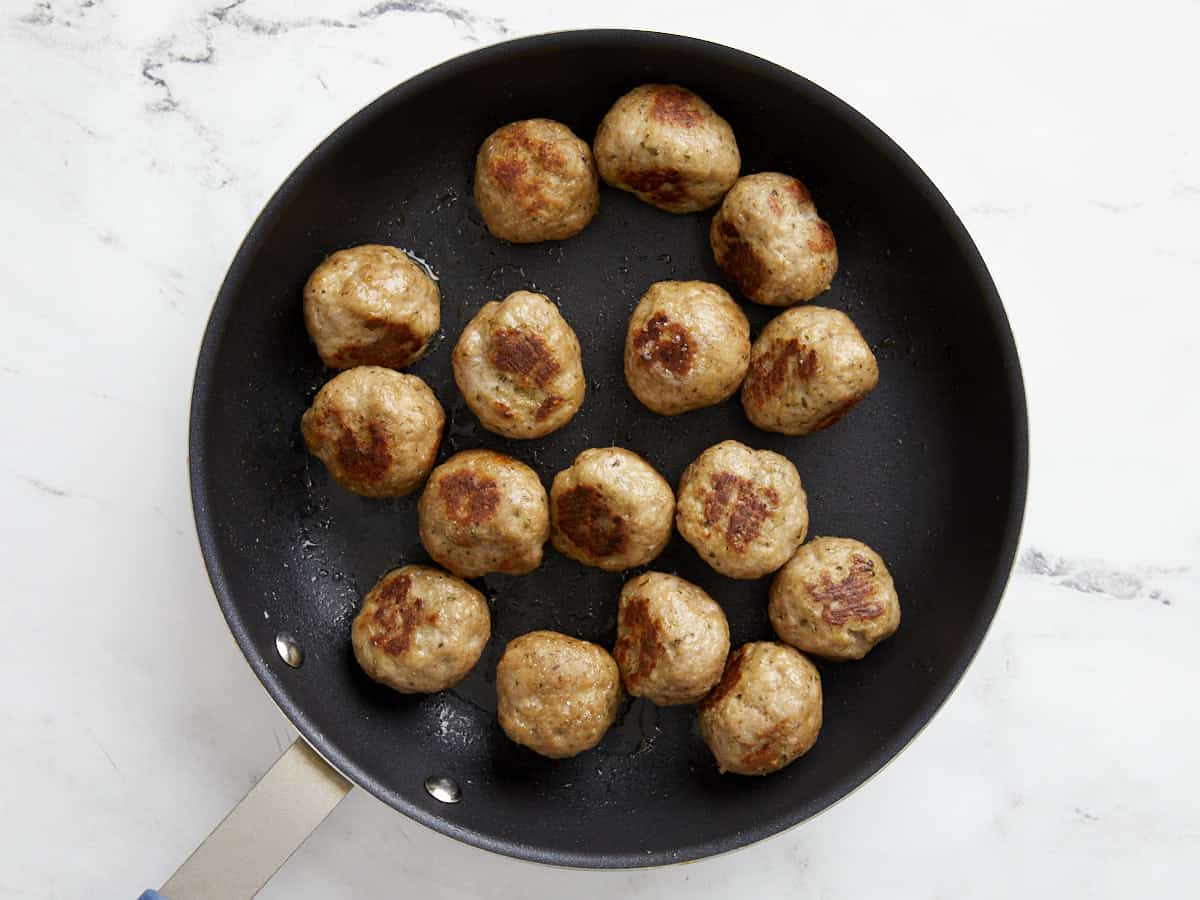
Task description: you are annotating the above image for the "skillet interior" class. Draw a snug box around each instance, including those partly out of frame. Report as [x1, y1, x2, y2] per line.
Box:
[189, 30, 1027, 867]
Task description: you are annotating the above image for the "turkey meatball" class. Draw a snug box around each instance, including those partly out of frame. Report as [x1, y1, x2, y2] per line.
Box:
[742, 305, 878, 435]
[676, 440, 809, 580]
[550, 448, 674, 571]
[593, 84, 740, 213]
[624, 280, 750, 416]
[699, 642, 823, 775]
[301, 366, 444, 498]
[351, 565, 490, 694]
[303, 244, 440, 369]
[496, 631, 622, 759]
[474, 118, 599, 243]
[710, 173, 838, 306]
[613, 572, 730, 706]
[418, 450, 549, 578]
[452, 291, 585, 439]
[770, 537, 900, 661]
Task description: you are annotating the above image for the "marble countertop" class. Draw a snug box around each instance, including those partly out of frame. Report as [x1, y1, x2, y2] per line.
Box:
[2, 1, 1197, 897]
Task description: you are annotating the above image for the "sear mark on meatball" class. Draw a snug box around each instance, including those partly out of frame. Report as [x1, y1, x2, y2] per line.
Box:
[634, 313, 695, 376]
[489, 157, 528, 192]
[747, 338, 819, 402]
[703, 473, 779, 551]
[768, 191, 785, 217]
[623, 167, 686, 205]
[807, 220, 836, 253]
[787, 179, 812, 205]
[534, 394, 562, 421]
[503, 124, 568, 172]
[614, 596, 664, 686]
[329, 417, 393, 481]
[489, 328, 561, 388]
[740, 721, 791, 772]
[715, 221, 766, 295]
[650, 86, 701, 127]
[439, 471, 501, 525]
[370, 574, 423, 655]
[809, 555, 883, 625]
[527, 138, 567, 172]
[811, 396, 860, 432]
[486, 125, 568, 216]
[487, 156, 548, 215]
[701, 646, 747, 710]
[556, 484, 627, 557]
[330, 319, 421, 368]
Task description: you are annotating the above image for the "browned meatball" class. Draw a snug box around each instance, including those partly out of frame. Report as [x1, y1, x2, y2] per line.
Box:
[351, 565, 490, 693]
[303, 244, 440, 369]
[496, 631, 622, 758]
[452, 291, 586, 439]
[699, 642, 823, 775]
[770, 537, 901, 661]
[624, 280, 751, 416]
[474, 119, 599, 243]
[594, 84, 740, 213]
[742, 306, 879, 435]
[710, 173, 838, 306]
[613, 572, 730, 705]
[549, 448, 675, 572]
[417, 450, 549, 578]
[301, 366, 444, 497]
[675, 440, 809, 580]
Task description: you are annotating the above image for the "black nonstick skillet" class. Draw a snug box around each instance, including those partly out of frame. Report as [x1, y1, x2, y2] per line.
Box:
[164, 28, 1027, 898]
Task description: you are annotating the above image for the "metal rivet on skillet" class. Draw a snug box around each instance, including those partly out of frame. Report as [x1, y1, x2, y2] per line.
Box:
[424, 775, 462, 804]
[275, 632, 304, 668]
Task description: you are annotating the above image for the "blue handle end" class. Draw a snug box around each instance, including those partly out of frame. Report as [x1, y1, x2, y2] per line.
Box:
[138, 891, 166, 900]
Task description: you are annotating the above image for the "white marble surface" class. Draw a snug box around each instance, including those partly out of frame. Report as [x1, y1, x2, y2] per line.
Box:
[2, 1, 1198, 897]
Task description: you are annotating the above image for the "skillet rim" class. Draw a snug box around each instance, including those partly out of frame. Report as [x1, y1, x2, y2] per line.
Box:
[188, 28, 1029, 868]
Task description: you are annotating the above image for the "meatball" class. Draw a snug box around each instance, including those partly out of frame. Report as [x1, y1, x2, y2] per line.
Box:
[613, 572, 730, 705]
[675, 440, 809, 580]
[549, 448, 674, 572]
[452, 291, 586, 439]
[351, 565, 490, 693]
[710, 173, 838, 306]
[474, 119, 599, 243]
[698, 642, 823, 775]
[770, 537, 900, 661]
[301, 366, 444, 497]
[303, 244, 440, 369]
[742, 305, 878, 435]
[496, 631, 622, 758]
[593, 84, 740, 213]
[418, 449, 549, 578]
[624, 280, 751, 416]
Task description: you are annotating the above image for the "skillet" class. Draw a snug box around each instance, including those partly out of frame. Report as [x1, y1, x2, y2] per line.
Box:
[179, 27, 1027, 894]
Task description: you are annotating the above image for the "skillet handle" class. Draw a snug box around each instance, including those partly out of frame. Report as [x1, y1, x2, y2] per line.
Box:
[145, 738, 351, 899]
